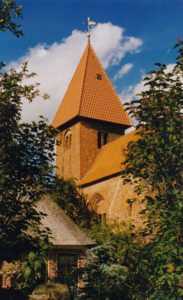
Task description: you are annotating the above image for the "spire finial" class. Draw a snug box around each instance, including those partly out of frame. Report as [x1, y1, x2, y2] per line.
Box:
[87, 32, 91, 43]
[87, 17, 96, 43]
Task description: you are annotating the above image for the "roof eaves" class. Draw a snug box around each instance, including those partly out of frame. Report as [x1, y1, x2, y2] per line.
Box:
[78, 171, 121, 187]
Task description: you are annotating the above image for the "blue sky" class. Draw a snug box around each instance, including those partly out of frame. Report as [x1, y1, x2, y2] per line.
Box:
[1, 0, 183, 122]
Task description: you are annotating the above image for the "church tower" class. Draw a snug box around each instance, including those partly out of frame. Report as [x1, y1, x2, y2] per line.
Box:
[52, 40, 132, 181]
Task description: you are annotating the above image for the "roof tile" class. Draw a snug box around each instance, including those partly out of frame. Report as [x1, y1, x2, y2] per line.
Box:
[52, 42, 133, 128]
[79, 130, 139, 186]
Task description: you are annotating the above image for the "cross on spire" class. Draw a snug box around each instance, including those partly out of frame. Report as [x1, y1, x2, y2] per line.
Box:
[87, 17, 96, 42]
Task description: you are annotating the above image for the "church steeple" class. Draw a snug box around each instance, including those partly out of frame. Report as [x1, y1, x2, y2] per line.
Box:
[53, 41, 133, 181]
[52, 42, 132, 129]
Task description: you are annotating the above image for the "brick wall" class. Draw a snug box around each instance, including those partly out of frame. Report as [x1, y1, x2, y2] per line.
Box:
[56, 118, 125, 181]
[80, 120, 100, 179]
[55, 117, 145, 226]
[56, 122, 81, 180]
[81, 175, 144, 227]
[78, 257, 86, 288]
[80, 119, 126, 180]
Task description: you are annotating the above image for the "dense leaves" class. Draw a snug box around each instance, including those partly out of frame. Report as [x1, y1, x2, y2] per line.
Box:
[0, 0, 23, 37]
[84, 221, 140, 265]
[122, 41, 183, 299]
[77, 245, 128, 300]
[16, 251, 47, 293]
[49, 176, 98, 228]
[0, 62, 57, 259]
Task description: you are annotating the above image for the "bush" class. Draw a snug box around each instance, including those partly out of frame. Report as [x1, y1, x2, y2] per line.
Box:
[76, 244, 129, 300]
[30, 283, 70, 300]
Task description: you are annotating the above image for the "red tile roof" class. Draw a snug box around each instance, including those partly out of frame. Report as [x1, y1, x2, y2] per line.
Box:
[52, 42, 133, 128]
[79, 130, 139, 186]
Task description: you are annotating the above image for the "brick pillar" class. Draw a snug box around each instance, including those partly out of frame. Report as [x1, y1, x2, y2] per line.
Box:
[1, 261, 13, 288]
[78, 257, 86, 288]
[48, 252, 57, 280]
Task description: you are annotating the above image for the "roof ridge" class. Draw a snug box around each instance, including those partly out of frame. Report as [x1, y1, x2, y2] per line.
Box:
[78, 43, 90, 115]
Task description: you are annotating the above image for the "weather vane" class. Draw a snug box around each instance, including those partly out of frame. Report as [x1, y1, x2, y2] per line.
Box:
[83, 17, 96, 42]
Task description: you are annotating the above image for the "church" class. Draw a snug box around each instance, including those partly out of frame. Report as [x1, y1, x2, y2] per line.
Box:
[1, 36, 144, 290]
[52, 37, 142, 226]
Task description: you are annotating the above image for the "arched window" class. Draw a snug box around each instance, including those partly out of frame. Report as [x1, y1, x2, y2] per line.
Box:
[88, 193, 108, 225]
[64, 130, 72, 149]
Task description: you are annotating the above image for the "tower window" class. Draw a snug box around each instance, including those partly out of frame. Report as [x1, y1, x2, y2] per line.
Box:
[98, 132, 108, 148]
[98, 132, 101, 148]
[96, 73, 102, 80]
[103, 133, 108, 145]
[64, 130, 72, 149]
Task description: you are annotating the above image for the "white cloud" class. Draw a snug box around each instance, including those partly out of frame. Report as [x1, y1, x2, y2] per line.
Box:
[113, 63, 133, 80]
[7, 22, 142, 123]
[120, 76, 147, 105]
[120, 63, 177, 129]
[91, 23, 142, 68]
[120, 63, 176, 105]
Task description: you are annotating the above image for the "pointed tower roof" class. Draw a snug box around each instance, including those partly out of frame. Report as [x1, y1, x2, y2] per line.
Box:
[52, 42, 133, 128]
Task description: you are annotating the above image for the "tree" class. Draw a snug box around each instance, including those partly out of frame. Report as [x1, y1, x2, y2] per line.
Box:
[76, 244, 128, 300]
[0, 0, 23, 37]
[122, 41, 183, 299]
[0, 62, 57, 260]
[49, 176, 98, 229]
[0, 3, 58, 297]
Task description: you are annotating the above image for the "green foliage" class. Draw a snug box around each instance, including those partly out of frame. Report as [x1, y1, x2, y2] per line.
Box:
[85, 221, 139, 266]
[122, 41, 183, 299]
[0, 1, 55, 295]
[50, 179, 146, 299]
[76, 244, 128, 300]
[0, 62, 57, 259]
[16, 251, 48, 293]
[84, 222, 149, 300]
[50, 176, 98, 228]
[0, 0, 23, 37]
